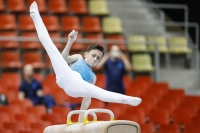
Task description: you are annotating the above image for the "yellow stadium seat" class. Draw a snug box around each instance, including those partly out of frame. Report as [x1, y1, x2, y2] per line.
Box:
[89, 0, 109, 15]
[127, 35, 147, 52]
[102, 17, 123, 34]
[132, 54, 154, 72]
[147, 36, 168, 53]
[168, 36, 192, 54]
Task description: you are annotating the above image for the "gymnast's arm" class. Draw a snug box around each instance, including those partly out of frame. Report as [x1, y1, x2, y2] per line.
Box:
[78, 76, 96, 122]
[62, 30, 82, 63]
[79, 76, 96, 111]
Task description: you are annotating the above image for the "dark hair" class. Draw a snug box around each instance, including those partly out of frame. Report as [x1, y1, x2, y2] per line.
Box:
[86, 44, 104, 56]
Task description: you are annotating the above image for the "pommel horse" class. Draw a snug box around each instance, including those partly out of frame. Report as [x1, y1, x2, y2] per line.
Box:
[43, 108, 141, 133]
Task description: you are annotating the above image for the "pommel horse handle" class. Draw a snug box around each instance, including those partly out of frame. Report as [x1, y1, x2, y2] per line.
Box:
[83, 109, 115, 124]
[67, 110, 97, 125]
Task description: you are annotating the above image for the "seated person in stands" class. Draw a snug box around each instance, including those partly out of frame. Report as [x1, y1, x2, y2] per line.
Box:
[18, 64, 55, 109]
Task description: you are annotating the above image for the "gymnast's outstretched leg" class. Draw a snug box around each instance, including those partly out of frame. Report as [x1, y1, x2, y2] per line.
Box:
[29, 1, 141, 106]
[29, 1, 78, 96]
[30, 2, 69, 76]
[74, 79, 142, 106]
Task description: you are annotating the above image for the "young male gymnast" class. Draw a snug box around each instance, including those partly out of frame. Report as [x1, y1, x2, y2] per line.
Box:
[29, 1, 142, 107]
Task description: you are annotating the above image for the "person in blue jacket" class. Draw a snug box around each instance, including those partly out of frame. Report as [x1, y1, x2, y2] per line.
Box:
[96, 45, 132, 95]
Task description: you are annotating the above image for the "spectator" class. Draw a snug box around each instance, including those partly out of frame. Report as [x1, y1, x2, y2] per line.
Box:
[18, 64, 55, 109]
[96, 45, 132, 94]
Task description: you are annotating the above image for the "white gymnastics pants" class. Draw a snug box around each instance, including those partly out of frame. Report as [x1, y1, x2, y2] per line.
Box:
[29, 1, 141, 106]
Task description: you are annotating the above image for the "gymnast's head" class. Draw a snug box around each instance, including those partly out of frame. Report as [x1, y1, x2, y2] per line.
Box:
[84, 44, 104, 67]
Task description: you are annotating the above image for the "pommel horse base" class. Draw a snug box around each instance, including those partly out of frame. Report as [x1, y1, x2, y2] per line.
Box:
[43, 109, 141, 133]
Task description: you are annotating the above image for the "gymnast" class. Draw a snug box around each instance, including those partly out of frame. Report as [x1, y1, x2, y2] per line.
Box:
[29, 1, 142, 107]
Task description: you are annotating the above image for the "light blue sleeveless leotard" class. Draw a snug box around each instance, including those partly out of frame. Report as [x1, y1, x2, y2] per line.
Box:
[70, 59, 95, 83]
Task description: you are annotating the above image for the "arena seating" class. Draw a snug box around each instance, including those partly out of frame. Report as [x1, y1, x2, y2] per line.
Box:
[68, 0, 88, 14]
[22, 51, 44, 69]
[48, 0, 68, 14]
[1, 51, 22, 69]
[127, 35, 147, 52]
[88, 0, 110, 15]
[0, 32, 19, 49]
[20, 32, 42, 50]
[27, 0, 47, 13]
[168, 36, 192, 54]
[102, 17, 123, 34]
[84, 33, 104, 48]
[131, 54, 155, 72]
[105, 34, 127, 52]
[18, 15, 36, 31]
[82, 16, 102, 33]
[61, 16, 81, 32]
[147, 36, 168, 53]
[42, 15, 60, 31]
[0, 73, 200, 132]
[6, 0, 26, 12]
[49, 32, 64, 50]
[0, 0, 5, 11]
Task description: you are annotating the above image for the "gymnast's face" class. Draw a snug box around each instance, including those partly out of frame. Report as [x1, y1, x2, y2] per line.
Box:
[84, 49, 103, 67]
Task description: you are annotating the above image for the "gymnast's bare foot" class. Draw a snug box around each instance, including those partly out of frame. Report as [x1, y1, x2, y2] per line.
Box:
[30, 1, 40, 21]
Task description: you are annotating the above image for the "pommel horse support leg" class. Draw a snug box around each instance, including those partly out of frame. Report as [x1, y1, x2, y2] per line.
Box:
[43, 109, 141, 133]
